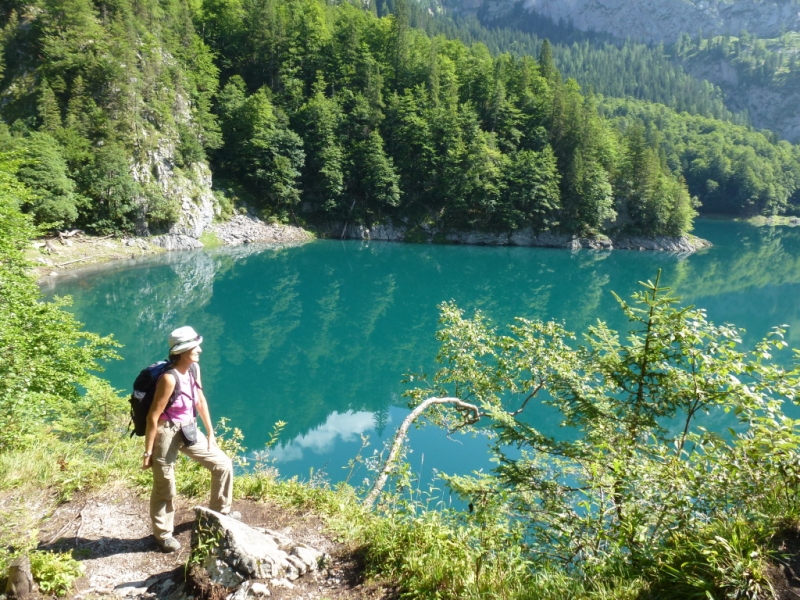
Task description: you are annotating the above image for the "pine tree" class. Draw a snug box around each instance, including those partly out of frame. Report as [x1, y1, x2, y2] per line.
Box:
[538, 39, 557, 83]
[37, 81, 62, 133]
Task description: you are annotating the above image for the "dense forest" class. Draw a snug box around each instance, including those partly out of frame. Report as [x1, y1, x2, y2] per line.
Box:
[0, 0, 798, 241]
[430, 5, 744, 123]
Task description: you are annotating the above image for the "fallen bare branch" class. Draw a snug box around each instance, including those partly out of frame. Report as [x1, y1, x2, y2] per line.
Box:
[55, 255, 113, 267]
[58, 229, 85, 239]
[363, 396, 482, 508]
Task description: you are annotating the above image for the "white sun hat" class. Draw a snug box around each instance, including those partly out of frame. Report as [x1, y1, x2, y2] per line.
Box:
[168, 326, 203, 355]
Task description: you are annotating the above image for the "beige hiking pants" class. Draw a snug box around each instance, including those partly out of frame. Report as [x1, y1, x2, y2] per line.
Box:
[150, 420, 233, 541]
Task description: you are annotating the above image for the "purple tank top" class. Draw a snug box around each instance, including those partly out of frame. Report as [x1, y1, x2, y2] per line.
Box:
[159, 368, 196, 423]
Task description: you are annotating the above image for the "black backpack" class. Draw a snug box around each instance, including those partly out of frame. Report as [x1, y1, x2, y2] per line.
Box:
[129, 360, 196, 436]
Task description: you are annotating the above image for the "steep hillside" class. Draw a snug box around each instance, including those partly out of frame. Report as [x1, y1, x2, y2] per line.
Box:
[677, 32, 800, 141]
[457, 0, 800, 44]
[449, 0, 800, 141]
[0, 0, 224, 240]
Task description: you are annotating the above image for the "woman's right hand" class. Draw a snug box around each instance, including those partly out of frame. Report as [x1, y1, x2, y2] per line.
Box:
[142, 454, 152, 470]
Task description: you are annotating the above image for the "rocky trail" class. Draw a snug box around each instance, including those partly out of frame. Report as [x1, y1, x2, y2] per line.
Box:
[15, 483, 392, 600]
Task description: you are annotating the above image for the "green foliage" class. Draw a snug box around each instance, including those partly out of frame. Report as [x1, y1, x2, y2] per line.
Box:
[398, 272, 800, 597]
[0, 166, 120, 451]
[215, 81, 305, 221]
[78, 143, 141, 234]
[406, 6, 742, 123]
[192, 0, 710, 235]
[614, 122, 697, 235]
[603, 97, 800, 216]
[188, 515, 223, 566]
[29, 550, 84, 597]
[0, 0, 219, 233]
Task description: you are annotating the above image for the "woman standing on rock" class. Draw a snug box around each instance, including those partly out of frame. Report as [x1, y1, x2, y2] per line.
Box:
[141, 326, 239, 553]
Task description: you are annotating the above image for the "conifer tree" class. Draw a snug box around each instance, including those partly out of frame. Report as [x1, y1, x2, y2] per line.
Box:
[37, 81, 62, 133]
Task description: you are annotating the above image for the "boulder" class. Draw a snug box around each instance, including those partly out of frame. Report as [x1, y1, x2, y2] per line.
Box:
[5, 556, 36, 599]
[209, 214, 312, 245]
[189, 507, 328, 596]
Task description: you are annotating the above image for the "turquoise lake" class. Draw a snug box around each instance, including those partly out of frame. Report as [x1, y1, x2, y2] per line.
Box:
[42, 220, 800, 486]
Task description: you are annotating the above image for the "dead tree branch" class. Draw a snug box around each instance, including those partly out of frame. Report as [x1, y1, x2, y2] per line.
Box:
[363, 396, 482, 509]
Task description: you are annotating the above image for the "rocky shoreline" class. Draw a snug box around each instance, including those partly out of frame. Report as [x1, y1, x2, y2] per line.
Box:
[329, 222, 711, 253]
[208, 213, 314, 246]
[32, 215, 712, 282]
[31, 215, 315, 280]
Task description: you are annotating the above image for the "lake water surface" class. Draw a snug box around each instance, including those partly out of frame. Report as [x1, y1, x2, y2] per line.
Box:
[44, 220, 800, 485]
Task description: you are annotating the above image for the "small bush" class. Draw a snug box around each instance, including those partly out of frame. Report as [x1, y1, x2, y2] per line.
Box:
[29, 550, 84, 597]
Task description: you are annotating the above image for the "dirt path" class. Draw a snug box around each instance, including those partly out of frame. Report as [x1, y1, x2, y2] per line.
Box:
[27, 483, 391, 600]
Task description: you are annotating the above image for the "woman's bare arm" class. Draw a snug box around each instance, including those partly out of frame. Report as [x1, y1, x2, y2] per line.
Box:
[142, 373, 176, 469]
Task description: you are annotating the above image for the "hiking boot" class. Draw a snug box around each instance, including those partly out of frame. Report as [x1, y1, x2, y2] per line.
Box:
[224, 510, 242, 521]
[156, 536, 181, 553]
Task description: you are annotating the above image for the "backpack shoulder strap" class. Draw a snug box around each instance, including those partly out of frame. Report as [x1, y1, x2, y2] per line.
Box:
[162, 364, 181, 408]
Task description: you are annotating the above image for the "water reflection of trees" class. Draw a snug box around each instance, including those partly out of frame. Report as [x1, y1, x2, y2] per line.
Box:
[46, 222, 800, 456]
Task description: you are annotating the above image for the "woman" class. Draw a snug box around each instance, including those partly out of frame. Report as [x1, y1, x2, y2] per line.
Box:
[141, 326, 238, 553]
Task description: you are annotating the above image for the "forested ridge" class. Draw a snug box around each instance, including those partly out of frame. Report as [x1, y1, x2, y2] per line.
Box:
[446, 2, 800, 138]
[1, 0, 799, 242]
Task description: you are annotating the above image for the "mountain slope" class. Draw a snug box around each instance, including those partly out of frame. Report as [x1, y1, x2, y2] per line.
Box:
[461, 0, 800, 44]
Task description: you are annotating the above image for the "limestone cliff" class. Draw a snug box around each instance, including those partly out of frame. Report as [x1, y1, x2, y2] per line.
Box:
[685, 58, 800, 142]
[463, 0, 800, 44]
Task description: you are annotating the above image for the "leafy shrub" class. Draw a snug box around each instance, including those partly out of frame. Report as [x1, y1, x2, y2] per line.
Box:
[392, 271, 800, 597]
[29, 550, 84, 597]
[0, 159, 120, 451]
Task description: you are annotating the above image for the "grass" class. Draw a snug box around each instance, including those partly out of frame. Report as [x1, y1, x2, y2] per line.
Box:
[199, 230, 223, 248]
[0, 411, 790, 600]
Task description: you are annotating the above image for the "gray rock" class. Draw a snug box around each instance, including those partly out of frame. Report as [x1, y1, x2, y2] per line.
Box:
[229, 581, 251, 600]
[209, 214, 312, 246]
[5, 556, 35, 599]
[150, 234, 204, 251]
[249, 582, 271, 597]
[614, 235, 711, 253]
[446, 231, 510, 245]
[204, 557, 245, 588]
[191, 507, 328, 591]
[131, 115, 217, 239]
[470, 0, 800, 44]
[331, 220, 709, 253]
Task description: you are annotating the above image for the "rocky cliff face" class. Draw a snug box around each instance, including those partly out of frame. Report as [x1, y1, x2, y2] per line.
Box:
[131, 139, 217, 249]
[686, 58, 800, 141]
[129, 82, 219, 247]
[470, 0, 800, 44]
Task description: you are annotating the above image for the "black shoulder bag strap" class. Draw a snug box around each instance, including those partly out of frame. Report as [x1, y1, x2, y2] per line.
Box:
[188, 363, 199, 418]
